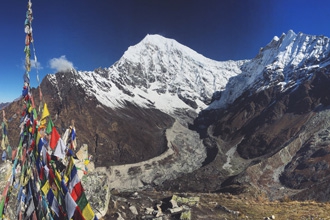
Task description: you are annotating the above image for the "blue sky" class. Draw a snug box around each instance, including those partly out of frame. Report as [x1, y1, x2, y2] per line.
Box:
[1, 0, 330, 102]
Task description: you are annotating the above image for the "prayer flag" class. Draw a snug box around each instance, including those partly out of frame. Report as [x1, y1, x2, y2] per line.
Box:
[25, 198, 35, 218]
[54, 139, 66, 159]
[47, 188, 59, 217]
[37, 137, 44, 155]
[46, 119, 54, 134]
[62, 128, 70, 145]
[69, 166, 83, 201]
[65, 156, 74, 178]
[41, 145, 50, 165]
[41, 181, 50, 196]
[82, 203, 95, 220]
[50, 127, 60, 150]
[71, 181, 84, 202]
[39, 166, 46, 184]
[41, 103, 50, 121]
[61, 180, 77, 219]
[71, 128, 76, 141]
[77, 192, 88, 213]
[73, 206, 85, 220]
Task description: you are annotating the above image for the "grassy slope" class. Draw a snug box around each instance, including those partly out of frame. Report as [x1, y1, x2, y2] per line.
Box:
[104, 190, 330, 220]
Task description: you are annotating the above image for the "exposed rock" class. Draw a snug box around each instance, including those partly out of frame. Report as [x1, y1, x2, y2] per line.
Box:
[0, 162, 15, 220]
[155, 202, 163, 217]
[264, 215, 275, 220]
[169, 206, 183, 214]
[180, 210, 191, 220]
[129, 205, 138, 215]
[145, 207, 154, 215]
[169, 199, 178, 209]
[116, 212, 125, 220]
[82, 170, 111, 219]
[171, 195, 199, 206]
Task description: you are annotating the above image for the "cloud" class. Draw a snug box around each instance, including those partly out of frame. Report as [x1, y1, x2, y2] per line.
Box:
[31, 59, 43, 69]
[49, 55, 74, 72]
[21, 58, 43, 70]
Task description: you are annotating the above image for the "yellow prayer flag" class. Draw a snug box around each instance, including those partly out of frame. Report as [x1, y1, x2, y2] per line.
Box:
[40, 103, 50, 125]
[54, 170, 62, 189]
[41, 181, 50, 196]
[1, 138, 5, 151]
[82, 203, 95, 220]
[36, 131, 41, 147]
[51, 182, 59, 198]
[65, 156, 74, 178]
[40, 119, 46, 125]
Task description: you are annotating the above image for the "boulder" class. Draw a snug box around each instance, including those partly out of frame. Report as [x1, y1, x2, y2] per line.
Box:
[82, 170, 111, 219]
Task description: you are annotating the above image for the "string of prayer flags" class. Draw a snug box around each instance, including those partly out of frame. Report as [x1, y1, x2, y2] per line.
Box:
[61, 180, 77, 219]
[24, 0, 33, 75]
[0, 1, 98, 219]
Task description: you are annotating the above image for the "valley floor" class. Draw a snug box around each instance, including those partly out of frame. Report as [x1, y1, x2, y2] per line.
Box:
[103, 190, 330, 220]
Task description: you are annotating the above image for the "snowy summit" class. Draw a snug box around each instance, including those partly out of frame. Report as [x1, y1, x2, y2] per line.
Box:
[48, 34, 245, 114]
[47, 31, 330, 114]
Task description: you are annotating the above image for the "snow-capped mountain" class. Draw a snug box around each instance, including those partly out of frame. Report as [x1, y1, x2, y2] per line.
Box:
[186, 30, 330, 201]
[48, 34, 246, 115]
[210, 30, 330, 109]
[7, 30, 330, 204]
[48, 31, 330, 116]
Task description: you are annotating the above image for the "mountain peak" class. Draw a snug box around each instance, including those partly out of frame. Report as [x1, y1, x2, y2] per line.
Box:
[123, 34, 210, 64]
[209, 30, 330, 110]
[141, 34, 173, 44]
[284, 29, 296, 38]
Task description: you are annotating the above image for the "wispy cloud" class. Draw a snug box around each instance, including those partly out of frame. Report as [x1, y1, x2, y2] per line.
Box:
[49, 55, 74, 72]
[31, 59, 42, 69]
[21, 58, 43, 70]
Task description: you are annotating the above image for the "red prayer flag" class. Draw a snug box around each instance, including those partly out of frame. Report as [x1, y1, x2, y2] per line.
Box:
[50, 127, 60, 150]
[73, 205, 85, 220]
[39, 166, 45, 181]
[71, 182, 84, 201]
[48, 167, 55, 187]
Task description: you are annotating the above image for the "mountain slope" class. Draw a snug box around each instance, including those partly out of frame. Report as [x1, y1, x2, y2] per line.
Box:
[180, 31, 330, 201]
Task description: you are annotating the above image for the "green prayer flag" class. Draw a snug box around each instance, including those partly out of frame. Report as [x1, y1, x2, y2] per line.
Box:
[46, 119, 54, 134]
[33, 108, 37, 121]
[77, 192, 88, 210]
[0, 197, 5, 220]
